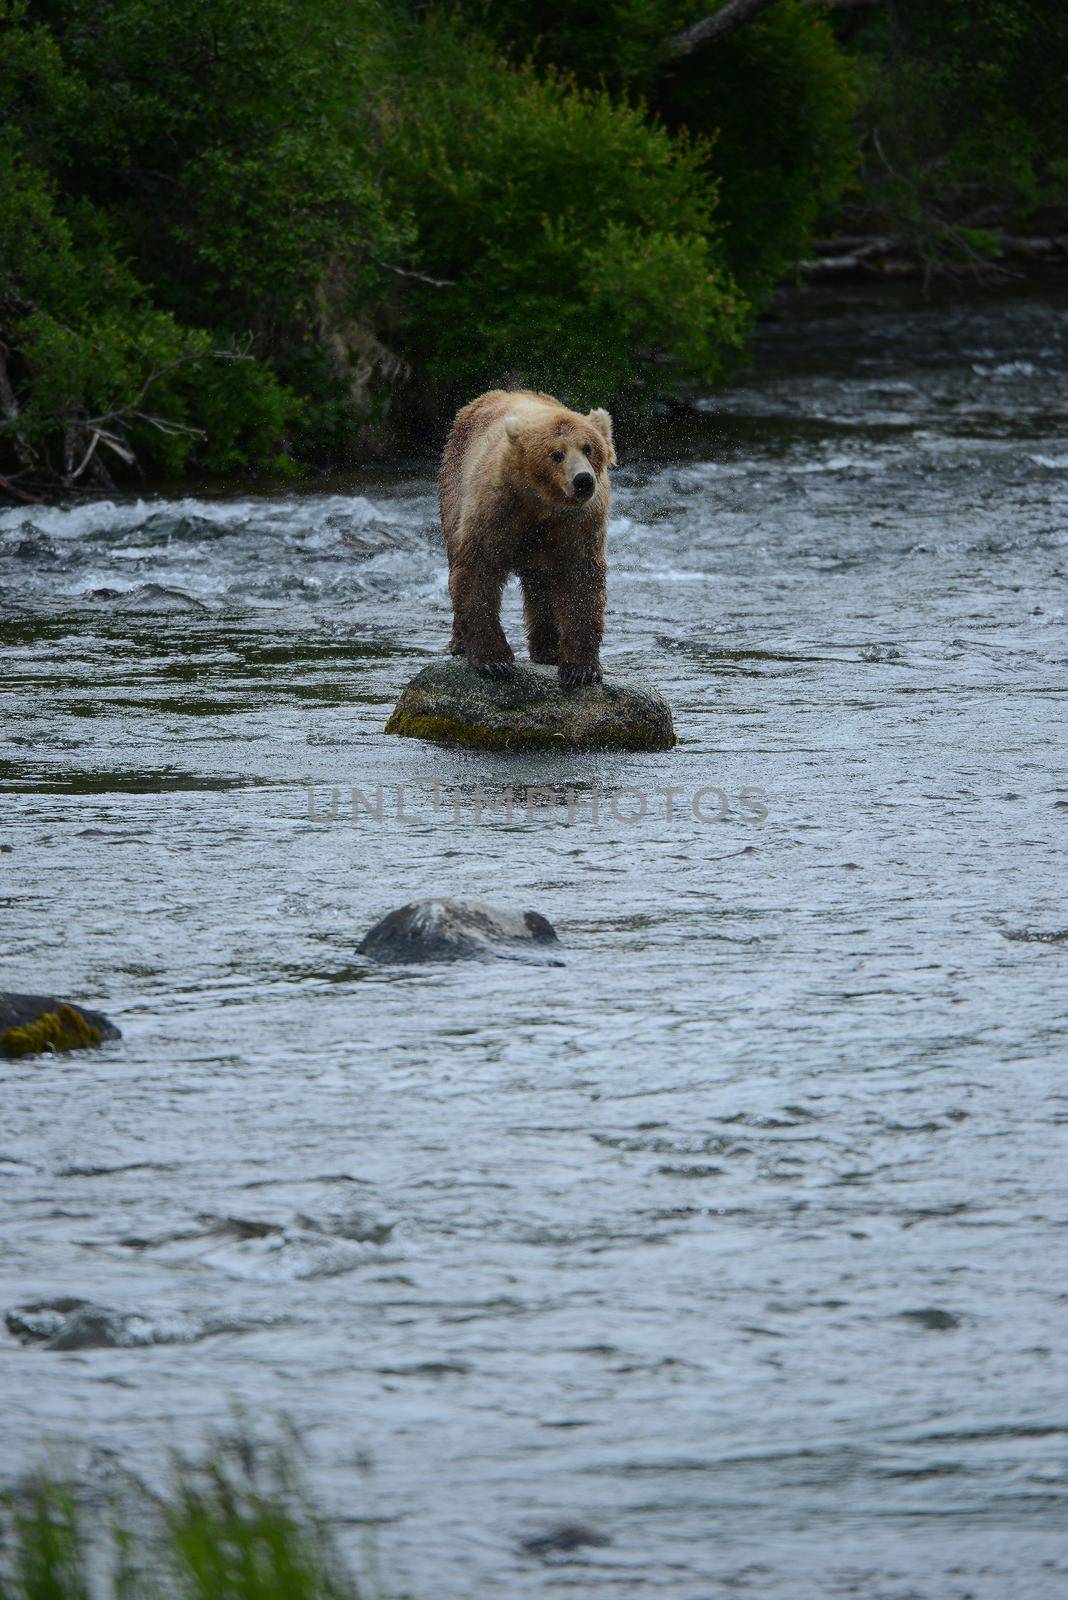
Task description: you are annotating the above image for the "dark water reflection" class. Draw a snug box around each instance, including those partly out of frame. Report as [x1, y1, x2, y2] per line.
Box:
[2, 286, 1067, 1598]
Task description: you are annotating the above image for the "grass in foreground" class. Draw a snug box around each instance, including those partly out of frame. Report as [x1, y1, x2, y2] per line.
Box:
[0, 1434, 385, 1600]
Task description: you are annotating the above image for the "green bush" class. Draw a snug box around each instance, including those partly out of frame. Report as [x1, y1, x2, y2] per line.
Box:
[659, 1, 857, 298]
[1, 0, 405, 484]
[25, 0, 408, 326]
[377, 14, 750, 408]
[466, 0, 858, 301]
[1, 143, 195, 480]
[0, 140, 300, 482]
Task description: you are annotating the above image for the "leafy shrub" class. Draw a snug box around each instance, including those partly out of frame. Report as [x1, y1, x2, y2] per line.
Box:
[659, 1, 857, 298]
[467, 0, 858, 301]
[1, 0, 406, 483]
[377, 14, 750, 409]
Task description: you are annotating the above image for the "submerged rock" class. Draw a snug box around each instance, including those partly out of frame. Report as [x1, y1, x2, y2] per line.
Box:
[138, 511, 226, 543]
[5, 1300, 161, 1350]
[385, 659, 675, 752]
[5, 1297, 264, 1349]
[519, 1521, 611, 1558]
[1, 992, 121, 1058]
[897, 1307, 962, 1332]
[85, 583, 209, 612]
[358, 899, 564, 965]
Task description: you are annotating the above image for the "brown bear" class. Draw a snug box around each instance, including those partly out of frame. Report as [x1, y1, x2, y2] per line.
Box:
[440, 389, 615, 687]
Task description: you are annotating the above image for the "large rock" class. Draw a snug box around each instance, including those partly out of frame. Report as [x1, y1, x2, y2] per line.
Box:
[1, 991, 121, 1058]
[385, 660, 675, 752]
[358, 899, 564, 965]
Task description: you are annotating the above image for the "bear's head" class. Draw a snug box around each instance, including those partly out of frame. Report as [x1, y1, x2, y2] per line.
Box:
[504, 406, 615, 509]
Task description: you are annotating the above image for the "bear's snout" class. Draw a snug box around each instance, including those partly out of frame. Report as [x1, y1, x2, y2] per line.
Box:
[573, 470, 595, 500]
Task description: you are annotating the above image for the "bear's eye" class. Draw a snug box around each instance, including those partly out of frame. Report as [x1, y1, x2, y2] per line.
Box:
[581, 444, 593, 459]
[550, 450, 564, 463]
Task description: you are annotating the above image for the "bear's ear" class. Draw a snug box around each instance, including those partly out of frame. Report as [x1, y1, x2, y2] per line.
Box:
[504, 415, 523, 443]
[587, 408, 616, 465]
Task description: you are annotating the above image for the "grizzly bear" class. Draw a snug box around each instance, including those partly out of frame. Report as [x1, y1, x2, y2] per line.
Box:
[440, 389, 615, 687]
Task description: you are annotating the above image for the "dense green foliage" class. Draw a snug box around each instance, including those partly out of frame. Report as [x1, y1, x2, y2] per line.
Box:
[1, 0, 1065, 494]
[842, 0, 1068, 267]
[662, 3, 858, 297]
[383, 14, 748, 407]
[0, 1438, 364, 1600]
[0, 0, 754, 486]
[467, 0, 858, 299]
[0, 0, 401, 483]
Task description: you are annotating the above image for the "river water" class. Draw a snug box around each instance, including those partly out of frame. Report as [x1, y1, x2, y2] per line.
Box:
[2, 285, 1067, 1598]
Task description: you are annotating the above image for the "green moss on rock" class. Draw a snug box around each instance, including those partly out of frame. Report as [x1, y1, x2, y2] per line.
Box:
[2, 1003, 103, 1059]
[386, 710, 673, 752]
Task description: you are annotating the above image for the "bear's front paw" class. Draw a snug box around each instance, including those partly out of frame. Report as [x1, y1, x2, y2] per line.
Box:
[470, 652, 516, 678]
[558, 661, 603, 689]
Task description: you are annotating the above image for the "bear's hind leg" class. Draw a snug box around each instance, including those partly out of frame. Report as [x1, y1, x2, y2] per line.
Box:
[520, 568, 559, 665]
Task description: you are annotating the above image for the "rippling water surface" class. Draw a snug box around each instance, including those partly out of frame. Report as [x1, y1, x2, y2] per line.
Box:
[2, 287, 1067, 1598]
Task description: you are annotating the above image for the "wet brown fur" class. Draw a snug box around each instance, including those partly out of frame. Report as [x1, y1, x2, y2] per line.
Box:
[439, 389, 615, 685]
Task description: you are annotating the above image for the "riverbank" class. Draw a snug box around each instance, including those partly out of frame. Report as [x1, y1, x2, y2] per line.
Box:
[4, 276, 1067, 510]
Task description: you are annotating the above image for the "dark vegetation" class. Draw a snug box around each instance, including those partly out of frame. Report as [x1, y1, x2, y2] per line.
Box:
[1, 0, 1065, 495]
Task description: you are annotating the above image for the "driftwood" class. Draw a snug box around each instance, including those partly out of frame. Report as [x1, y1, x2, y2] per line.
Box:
[797, 232, 1068, 282]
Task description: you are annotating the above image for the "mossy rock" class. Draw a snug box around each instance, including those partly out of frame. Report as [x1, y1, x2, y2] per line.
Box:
[385, 660, 676, 752]
[1, 992, 121, 1059]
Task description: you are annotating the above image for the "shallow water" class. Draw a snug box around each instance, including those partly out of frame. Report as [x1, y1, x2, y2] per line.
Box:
[2, 285, 1067, 1598]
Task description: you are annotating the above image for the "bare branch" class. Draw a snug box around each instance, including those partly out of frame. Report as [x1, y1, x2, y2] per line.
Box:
[0, 470, 43, 505]
[130, 412, 207, 439]
[661, 0, 882, 65]
[377, 261, 456, 289]
[661, 0, 781, 65]
[69, 431, 102, 482]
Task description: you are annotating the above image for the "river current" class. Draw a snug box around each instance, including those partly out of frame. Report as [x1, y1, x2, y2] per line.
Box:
[2, 286, 1067, 1598]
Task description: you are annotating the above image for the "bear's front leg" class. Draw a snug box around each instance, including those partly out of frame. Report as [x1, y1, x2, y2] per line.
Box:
[550, 556, 606, 689]
[520, 568, 560, 665]
[448, 552, 515, 677]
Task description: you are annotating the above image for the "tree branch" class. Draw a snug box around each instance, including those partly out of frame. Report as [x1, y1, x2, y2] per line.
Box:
[661, 0, 781, 65]
[0, 470, 42, 505]
[661, 0, 882, 65]
[377, 261, 456, 289]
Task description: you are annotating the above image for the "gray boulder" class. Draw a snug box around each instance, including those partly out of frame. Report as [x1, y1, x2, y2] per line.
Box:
[1, 991, 121, 1058]
[358, 899, 564, 965]
[385, 659, 675, 752]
